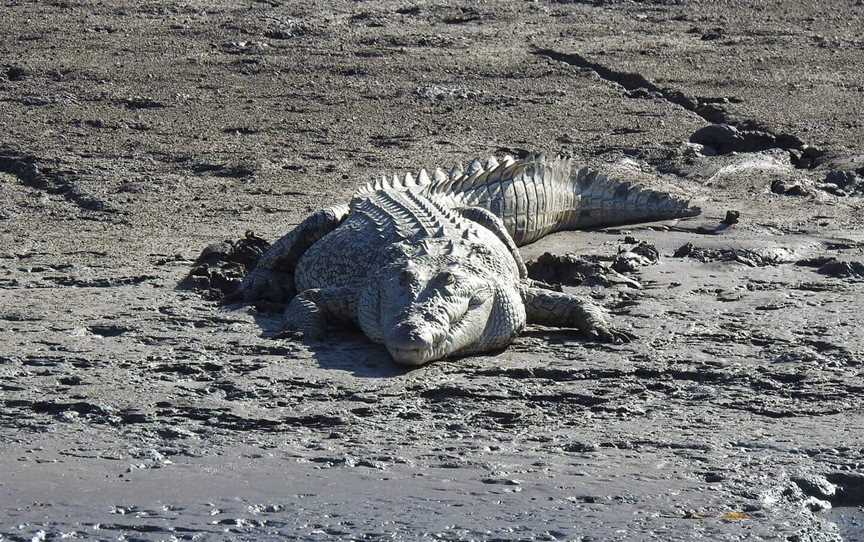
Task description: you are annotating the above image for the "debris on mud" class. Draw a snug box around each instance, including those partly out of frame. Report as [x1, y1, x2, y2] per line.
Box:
[3, 64, 32, 81]
[0, 148, 113, 212]
[182, 232, 270, 300]
[772, 169, 862, 198]
[414, 85, 479, 101]
[673, 243, 786, 267]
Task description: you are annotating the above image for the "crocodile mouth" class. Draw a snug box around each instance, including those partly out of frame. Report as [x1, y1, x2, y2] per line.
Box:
[387, 345, 443, 366]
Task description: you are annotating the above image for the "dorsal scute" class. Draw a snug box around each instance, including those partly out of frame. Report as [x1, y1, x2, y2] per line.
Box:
[466, 159, 483, 176]
[417, 168, 430, 185]
[433, 167, 447, 183]
[450, 162, 464, 180]
[353, 165, 436, 197]
[355, 153, 558, 198]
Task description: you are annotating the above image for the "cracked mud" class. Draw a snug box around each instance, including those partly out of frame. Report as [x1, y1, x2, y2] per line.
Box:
[1, 1, 863, 541]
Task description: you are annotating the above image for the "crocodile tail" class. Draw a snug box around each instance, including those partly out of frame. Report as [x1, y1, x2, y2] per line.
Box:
[447, 154, 700, 245]
[560, 163, 701, 231]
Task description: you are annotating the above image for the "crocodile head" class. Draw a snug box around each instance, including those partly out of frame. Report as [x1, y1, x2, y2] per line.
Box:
[358, 240, 525, 366]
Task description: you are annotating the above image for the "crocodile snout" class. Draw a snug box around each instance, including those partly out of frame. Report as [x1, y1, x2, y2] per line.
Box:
[385, 322, 442, 366]
[386, 322, 436, 350]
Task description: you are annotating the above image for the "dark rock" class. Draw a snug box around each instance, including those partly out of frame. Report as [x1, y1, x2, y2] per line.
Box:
[721, 210, 740, 225]
[795, 256, 836, 268]
[701, 28, 724, 41]
[771, 179, 815, 197]
[791, 474, 836, 500]
[121, 96, 167, 109]
[673, 243, 693, 258]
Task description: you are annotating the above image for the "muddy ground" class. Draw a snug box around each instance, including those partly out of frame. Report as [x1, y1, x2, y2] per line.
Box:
[1, 0, 864, 540]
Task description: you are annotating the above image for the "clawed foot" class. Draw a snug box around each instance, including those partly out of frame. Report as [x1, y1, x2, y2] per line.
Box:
[586, 326, 635, 344]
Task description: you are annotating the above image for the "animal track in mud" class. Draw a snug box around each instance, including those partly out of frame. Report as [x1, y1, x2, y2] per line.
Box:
[533, 49, 818, 166]
[0, 147, 114, 212]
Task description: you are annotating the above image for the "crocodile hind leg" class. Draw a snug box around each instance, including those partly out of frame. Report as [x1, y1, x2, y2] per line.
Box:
[281, 287, 358, 339]
[458, 206, 528, 278]
[229, 205, 350, 304]
[518, 282, 634, 344]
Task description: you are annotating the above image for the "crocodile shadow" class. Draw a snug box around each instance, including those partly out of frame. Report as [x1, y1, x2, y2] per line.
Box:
[249, 309, 409, 378]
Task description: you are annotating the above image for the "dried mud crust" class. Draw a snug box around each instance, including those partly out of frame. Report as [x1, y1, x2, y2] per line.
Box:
[1, 0, 863, 541]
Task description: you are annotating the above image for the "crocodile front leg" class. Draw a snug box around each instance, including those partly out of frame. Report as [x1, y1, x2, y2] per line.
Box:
[518, 282, 634, 344]
[231, 205, 350, 304]
[281, 286, 359, 340]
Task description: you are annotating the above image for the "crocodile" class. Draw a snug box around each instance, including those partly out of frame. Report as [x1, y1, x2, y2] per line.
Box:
[232, 153, 700, 366]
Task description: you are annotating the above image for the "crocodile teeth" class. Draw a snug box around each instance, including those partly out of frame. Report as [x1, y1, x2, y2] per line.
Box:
[485, 156, 499, 169]
[501, 154, 516, 167]
[403, 172, 415, 187]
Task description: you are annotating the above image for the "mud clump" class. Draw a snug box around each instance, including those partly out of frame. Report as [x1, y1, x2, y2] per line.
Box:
[182, 232, 270, 300]
[797, 257, 864, 280]
[527, 250, 646, 289]
[611, 241, 660, 273]
[690, 123, 786, 155]
[820, 170, 863, 196]
[527, 253, 605, 286]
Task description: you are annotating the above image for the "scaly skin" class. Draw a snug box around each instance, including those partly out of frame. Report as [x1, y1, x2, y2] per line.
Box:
[235, 153, 700, 366]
